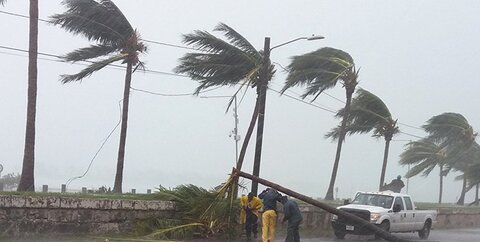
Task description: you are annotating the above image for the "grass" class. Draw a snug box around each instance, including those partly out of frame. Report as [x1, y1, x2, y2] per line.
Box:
[0, 191, 162, 201]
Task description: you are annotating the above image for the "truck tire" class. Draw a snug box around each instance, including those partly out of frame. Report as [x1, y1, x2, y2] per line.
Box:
[418, 220, 431, 239]
[374, 221, 390, 240]
[334, 231, 346, 239]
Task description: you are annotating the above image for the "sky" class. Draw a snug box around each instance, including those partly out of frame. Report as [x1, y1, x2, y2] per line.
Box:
[0, 0, 479, 203]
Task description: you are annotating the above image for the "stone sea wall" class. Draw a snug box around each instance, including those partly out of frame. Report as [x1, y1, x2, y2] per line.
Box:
[1, 195, 479, 237]
[0, 195, 175, 237]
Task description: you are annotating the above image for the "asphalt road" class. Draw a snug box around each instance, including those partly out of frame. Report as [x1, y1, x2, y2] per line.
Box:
[2, 228, 479, 242]
[286, 228, 480, 242]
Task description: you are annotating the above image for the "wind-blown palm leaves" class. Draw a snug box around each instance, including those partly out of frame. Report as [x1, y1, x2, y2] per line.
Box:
[175, 23, 275, 195]
[51, 0, 147, 193]
[326, 89, 399, 190]
[399, 139, 449, 203]
[422, 112, 478, 204]
[144, 180, 239, 240]
[283, 47, 358, 200]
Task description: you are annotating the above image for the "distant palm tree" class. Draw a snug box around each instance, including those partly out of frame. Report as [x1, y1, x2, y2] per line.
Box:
[175, 23, 275, 195]
[2, 0, 39, 191]
[51, 0, 147, 193]
[422, 113, 478, 204]
[464, 148, 480, 206]
[326, 88, 399, 190]
[399, 139, 450, 203]
[283, 47, 358, 200]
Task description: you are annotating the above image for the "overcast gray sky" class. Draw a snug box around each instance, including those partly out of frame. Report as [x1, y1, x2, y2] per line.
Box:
[0, 0, 479, 203]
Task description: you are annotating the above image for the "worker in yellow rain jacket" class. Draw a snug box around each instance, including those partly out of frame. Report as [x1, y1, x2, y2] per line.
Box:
[258, 188, 282, 242]
[240, 192, 263, 240]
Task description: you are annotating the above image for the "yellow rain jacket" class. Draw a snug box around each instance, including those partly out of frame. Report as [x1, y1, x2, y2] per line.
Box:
[240, 195, 263, 224]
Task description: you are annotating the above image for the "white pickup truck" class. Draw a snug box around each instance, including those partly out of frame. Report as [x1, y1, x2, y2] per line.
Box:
[331, 191, 437, 240]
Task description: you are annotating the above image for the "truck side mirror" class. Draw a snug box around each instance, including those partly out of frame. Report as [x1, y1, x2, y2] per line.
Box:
[393, 204, 401, 213]
[343, 199, 350, 205]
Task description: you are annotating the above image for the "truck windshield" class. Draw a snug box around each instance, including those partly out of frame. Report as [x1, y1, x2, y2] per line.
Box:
[351, 193, 394, 209]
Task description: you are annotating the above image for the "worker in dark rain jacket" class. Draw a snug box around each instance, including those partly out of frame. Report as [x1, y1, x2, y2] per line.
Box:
[281, 196, 303, 242]
[258, 188, 282, 242]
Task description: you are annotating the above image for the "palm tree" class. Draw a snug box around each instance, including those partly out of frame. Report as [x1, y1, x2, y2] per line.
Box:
[174, 23, 275, 195]
[283, 47, 358, 200]
[51, 0, 147, 193]
[399, 139, 450, 203]
[422, 112, 478, 204]
[2, 0, 39, 191]
[326, 88, 399, 190]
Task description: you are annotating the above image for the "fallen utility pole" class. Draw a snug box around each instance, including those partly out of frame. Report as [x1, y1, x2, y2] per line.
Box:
[233, 168, 411, 242]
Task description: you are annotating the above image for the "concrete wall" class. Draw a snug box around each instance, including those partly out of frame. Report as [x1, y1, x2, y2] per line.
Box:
[1, 195, 479, 237]
[0, 195, 175, 237]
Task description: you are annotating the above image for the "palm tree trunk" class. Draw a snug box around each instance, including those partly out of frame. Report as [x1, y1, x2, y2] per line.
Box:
[438, 165, 443, 204]
[378, 136, 392, 190]
[235, 169, 409, 242]
[456, 176, 467, 205]
[113, 61, 133, 193]
[251, 37, 271, 195]
[18, 0, 38, 192]
[325, 89, 354, 200]
[475, 184, 479, 206]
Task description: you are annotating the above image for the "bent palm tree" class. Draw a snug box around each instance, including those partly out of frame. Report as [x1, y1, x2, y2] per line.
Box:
[175, 23, 275, 195]
[283, 47, 358, 200]
[399, 139, 449, 203]
[2, 0, 39, 191]
[422, 113, 478, 204]
[326, 89, 399, 190]
[51, 0, 147, 193]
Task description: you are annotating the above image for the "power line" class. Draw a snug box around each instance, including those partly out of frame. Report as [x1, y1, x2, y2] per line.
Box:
[66, 99, 123, 188]
[268, 87, 337, 114]
[399, 131, 424, 139]
[0, 44, 189, 77]
[131, 86, 222, 97]
[0, 10, 200, 52]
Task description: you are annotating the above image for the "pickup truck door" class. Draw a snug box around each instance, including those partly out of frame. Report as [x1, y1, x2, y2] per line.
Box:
[402, 196, 416, 231]
[390, 197, 406, 232]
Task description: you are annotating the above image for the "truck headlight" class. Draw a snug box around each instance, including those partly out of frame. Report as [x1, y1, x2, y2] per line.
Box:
[332, 214, 338, 220]
[370, 213, 381, 222]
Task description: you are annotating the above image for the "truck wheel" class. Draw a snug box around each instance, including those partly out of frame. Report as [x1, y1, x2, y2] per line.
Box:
[374, 221, 390, 240]
[418, 220, 431, 239]
[334, 231, 346, 239]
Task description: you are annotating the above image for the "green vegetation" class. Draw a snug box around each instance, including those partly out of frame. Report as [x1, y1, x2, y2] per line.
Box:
[130, 182, 240, 241]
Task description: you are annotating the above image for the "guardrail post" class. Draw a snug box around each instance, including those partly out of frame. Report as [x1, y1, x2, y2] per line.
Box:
[42, 185, 48, 193]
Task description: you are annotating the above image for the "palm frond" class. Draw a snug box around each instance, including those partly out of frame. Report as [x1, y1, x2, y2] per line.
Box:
[175, 25, 268, 92]
[283, 47, 355, 97]
[398, 138, 460, 179]
[63, 44, 119, 62]
[327, 88, 399, 139]
[50, 0, 134, 45]
[214, 23, 261, 59]
[151, 182, 239, 240]
[60, 53, 127, 83]
[423, 112, 475, 146]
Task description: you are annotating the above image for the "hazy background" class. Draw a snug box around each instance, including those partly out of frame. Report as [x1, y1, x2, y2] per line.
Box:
[0, 0, 479, 203]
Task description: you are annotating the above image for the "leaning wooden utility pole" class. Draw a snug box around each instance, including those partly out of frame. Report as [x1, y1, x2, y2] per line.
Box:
[233, 169, 411, 242]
